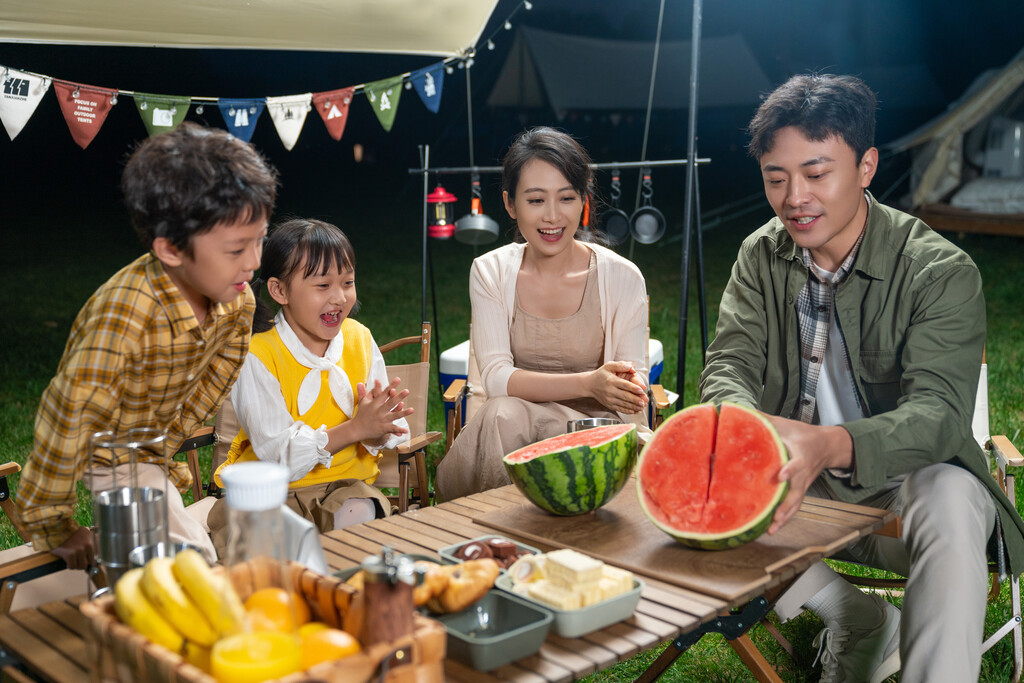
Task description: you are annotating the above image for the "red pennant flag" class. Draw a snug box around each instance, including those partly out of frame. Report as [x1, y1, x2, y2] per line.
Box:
[53, 81, 117, 149]
[312, 87, 354, 141]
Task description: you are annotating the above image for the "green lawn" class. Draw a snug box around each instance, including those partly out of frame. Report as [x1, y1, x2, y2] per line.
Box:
[3, 201, 1023, 681]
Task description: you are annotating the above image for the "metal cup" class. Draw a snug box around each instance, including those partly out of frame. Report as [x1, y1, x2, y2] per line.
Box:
[566, 417, 622, 432]
[128, 541, 202, 569]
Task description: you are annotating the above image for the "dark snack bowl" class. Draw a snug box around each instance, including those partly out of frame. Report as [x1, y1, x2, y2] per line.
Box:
[437, 589, 553, 671]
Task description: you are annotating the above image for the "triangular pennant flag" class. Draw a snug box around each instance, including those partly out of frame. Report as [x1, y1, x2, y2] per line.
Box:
[364, 76, 403, 132]
[217, 98, 265, 142]
[53, 81, 117, 149]
[312, 87, 354, 142]
[0, 67, 52, 140]
[133, 92, 190, 136]
[265, 93, 312, 151]
[409, 63, 445, 114]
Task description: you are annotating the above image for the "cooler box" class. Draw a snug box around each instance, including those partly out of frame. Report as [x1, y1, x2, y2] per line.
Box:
[440, 338, 665, 425]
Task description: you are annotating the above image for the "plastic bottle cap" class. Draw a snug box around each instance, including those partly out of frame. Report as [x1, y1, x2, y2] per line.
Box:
[220, 462, 290, 511]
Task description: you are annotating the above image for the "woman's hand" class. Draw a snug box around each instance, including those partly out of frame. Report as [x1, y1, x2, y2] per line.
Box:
[588, 361, 649, 414]
[351, 377, 414, 446]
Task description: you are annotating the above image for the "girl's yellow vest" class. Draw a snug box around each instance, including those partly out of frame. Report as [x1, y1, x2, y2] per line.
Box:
[216, 319, 381, 489]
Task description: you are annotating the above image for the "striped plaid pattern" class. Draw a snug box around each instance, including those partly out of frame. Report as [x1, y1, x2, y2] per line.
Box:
[17, 253, 254, 550]
[792, 231, 865, 424]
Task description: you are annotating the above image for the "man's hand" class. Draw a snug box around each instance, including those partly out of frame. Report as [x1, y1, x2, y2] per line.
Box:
[765, 415, 853, 535]
[51, 525, 95, 570]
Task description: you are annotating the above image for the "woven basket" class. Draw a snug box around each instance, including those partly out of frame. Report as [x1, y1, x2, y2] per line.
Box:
[80, 558, 446, 683]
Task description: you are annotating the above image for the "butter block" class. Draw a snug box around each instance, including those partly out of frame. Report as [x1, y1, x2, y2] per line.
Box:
[544, 549, 603, 588]
[599, 565, 634, 598]
[527, 579, 582, 610]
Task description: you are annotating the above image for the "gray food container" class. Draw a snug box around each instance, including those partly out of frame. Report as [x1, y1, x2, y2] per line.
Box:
[494, 573, 644, 638]
[437, 535, 542, 570]
[437, 589, 553, 671]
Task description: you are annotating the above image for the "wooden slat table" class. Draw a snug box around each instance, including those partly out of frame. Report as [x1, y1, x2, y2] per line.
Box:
[0, 487, 894, 682]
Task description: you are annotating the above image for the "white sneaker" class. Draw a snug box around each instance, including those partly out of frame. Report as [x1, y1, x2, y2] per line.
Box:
[812, 595, 901, 683]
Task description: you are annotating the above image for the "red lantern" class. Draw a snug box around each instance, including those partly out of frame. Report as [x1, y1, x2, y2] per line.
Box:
[426, 185, 458, 239]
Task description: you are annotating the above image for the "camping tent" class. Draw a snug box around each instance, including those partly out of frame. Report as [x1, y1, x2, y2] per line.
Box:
[486, 27, 770, 114]
[0, 0, 499, 57]
[885, 46, 1024, 211]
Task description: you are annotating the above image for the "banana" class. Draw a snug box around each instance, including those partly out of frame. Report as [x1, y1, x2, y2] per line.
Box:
[183, 641, 212, 673]
[172, 548, 246, 637]
[114, 568, 185, 653]
[141, 557, 218, 646]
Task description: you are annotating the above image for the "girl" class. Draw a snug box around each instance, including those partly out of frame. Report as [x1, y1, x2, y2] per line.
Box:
[435, 127, 650, 501]
[211, 218, 412, 543]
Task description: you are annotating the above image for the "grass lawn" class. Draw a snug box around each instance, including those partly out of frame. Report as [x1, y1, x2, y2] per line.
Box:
[2, 197, 1023, 681]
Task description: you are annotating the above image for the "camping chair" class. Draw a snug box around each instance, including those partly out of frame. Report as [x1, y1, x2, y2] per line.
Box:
[725, 353, 1024, 683]
[0, 434, 213, 615]
[374, 322, 443, 512]
[184, 323, 442, 514]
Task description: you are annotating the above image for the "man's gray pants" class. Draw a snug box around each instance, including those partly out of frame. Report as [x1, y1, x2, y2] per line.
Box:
[774, 463, 996, 683]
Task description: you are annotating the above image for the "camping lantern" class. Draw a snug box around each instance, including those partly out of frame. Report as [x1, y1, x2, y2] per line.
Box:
[426, 185, 458, 239]
[454, 173, 499, 245]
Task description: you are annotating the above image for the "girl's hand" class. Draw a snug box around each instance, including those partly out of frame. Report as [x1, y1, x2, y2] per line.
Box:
[352, 377, 414, 445]
[588, 361, 649, 414]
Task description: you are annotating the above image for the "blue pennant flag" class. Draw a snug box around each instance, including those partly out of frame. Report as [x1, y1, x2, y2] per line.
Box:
[217, 98, 264, 142]
[409, 63, 445, 114]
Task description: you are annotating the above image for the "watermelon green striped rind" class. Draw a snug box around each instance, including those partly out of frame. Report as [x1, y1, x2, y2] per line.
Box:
[503, 423, 637, 516]
[636, 402, 788, 550]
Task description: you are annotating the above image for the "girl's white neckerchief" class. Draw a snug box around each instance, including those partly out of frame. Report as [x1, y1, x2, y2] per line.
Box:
[274, 310, 355, 416]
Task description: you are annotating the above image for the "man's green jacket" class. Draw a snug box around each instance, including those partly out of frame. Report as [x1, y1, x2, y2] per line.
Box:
[699, 192, 1024, 576]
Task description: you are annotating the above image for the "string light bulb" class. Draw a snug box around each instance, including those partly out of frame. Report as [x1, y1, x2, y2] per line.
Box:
[487, 39, 495, 50]
[524, 0, 533, 8]
[72, 88, 80, 98]
[504, 20, 512, 29]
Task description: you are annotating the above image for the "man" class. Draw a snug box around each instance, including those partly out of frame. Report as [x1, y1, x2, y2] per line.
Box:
[699, 73, 1024, 682]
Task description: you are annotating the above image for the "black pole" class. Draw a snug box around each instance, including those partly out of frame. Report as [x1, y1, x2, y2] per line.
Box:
[677, 0, 703, 396]
[695, 168, 709, 359]
[419, 145, 429, 323]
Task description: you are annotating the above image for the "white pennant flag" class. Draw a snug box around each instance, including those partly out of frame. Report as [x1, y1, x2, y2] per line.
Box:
[265, 93, 312, 151]
[1, 67, 53, 140]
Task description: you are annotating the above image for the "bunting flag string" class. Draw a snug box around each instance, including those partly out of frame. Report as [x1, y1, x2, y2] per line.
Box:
[53, 80, 118, 149]
[218, 98, 265, 143]
[133, 92, 191, 136]
[1, 67, 52, 140]
[312, 87, 354, 142]
[0, 0, 541, 147]
[364, 76, 403, 132]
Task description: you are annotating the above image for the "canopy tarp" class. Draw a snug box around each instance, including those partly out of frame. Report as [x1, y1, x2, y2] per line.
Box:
[486, 27, 770, 112]
[885, 46, 1024, 208]
[0, 0, 500, 57]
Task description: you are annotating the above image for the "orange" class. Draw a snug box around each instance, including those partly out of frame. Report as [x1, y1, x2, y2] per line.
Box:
[300, 627, 361, 670]
[297, 621, 329, 638]
[244, 587, 311, 633]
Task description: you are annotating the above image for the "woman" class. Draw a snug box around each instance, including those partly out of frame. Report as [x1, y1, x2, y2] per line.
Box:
[435, 127, 650, 501]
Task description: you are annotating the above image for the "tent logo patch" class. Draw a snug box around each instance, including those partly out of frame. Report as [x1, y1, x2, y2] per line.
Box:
[3, 78, 29, 98]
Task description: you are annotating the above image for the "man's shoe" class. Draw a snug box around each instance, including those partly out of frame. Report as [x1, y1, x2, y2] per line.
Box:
[811, 594, 901, 683]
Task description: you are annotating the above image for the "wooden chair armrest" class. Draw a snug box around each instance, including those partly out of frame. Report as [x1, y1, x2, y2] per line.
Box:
[443, 379, 467, 404]
[397, 432, 443, 455]
[651, 384, 671, 410]
[1, 551, 66, 586]
[992, 435, 1024, 470]
[175, 426, 216, 455]
[0, 462, 21, 478]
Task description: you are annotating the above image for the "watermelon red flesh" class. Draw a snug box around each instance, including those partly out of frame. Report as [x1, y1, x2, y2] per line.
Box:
[637, 403, 716, 528]
[505, 423, 633, 464]
[637, 402, 787, 549]
[503, 423, 637, 516]
[702, 404, 785, 534]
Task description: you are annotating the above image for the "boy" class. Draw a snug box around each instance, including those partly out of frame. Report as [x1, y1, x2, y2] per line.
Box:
[17, 122, 278, 567]
[700, 74, 1024, 682]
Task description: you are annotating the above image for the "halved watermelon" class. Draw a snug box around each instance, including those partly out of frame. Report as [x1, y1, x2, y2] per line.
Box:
[636, 403, 788, 550]
[504, 423, 637, 516]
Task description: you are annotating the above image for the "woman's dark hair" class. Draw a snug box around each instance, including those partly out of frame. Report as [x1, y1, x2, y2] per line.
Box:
[122, 122, 278, 255]
[501, 127, 608, 245]
[747, 73, 878, 162]
[251, 218, 357, 332]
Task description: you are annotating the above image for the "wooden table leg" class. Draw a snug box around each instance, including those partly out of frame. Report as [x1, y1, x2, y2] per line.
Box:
[729, 634, 785, 683]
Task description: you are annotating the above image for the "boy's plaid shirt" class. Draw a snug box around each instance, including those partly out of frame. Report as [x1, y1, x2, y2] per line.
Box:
[17, 253, 253, 550]
[792, 230, 866, 425]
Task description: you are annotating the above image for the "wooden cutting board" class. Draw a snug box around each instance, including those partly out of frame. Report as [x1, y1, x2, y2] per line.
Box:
[474, 491, 890, 603]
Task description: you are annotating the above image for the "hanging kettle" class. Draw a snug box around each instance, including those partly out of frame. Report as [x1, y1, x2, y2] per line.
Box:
[629, 168, 666, 245]
[598, 168, 630, 246]
[454, 173, 499, 245]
